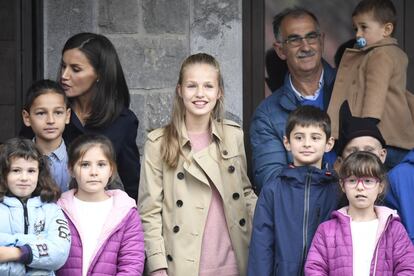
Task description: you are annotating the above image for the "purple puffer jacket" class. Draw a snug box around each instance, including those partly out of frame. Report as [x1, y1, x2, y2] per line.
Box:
[56, 189, 145, 276]
[305, 206, 414, 276]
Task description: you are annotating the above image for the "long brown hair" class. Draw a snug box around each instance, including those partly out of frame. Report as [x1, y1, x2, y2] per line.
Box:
[161, 53, 225, 168]
[0, 138, 60, 202]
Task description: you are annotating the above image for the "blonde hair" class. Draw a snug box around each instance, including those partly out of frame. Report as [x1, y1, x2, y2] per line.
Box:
[161, 53, 225, 168]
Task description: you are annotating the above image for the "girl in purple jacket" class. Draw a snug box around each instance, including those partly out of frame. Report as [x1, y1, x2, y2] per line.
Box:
[305, 151, 414, 276]
[57, 134, 144, 276]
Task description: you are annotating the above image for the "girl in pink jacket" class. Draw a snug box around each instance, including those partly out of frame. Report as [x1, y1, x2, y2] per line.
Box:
[57, 134, 145, 276]
[305, 151, 414, 275]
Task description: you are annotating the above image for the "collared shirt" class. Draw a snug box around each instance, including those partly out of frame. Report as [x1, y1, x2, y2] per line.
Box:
[289, 69, 324, 101]
[34, 139, 70, 192]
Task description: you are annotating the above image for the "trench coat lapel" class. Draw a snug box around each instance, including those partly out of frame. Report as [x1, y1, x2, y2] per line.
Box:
[180, 120, 224, 190]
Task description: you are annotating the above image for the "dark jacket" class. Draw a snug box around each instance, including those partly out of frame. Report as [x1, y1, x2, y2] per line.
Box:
[249, 61, 336, 193]
[386, 149, 414, 244]
[247, 164, 339, 276]
[63, 108, 140, 200]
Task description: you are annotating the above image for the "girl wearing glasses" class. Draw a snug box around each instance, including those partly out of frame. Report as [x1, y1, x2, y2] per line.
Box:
[305, 151, 414, 275]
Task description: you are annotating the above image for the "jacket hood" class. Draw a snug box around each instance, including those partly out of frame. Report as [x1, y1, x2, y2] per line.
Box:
[334, 205, 399, 243]
[280, 164, 338, 186]
[58, 189, 136, 235]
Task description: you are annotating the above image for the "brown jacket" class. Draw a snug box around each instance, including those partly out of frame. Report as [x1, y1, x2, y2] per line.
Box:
[138, 119, 257, 276]
[328, 37, 414, 149]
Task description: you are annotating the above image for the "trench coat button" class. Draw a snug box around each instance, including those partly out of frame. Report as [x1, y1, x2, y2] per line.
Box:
[173, 225, 180, 233]
[228, 165, 235, 173]
[222, 150, 228, 156]
[167, 255, 173, 261]
[177, 172, 184, 180]
[239, 218, 246, 226]
[232, 193, 240, 200]
[176, 200, 183, 207]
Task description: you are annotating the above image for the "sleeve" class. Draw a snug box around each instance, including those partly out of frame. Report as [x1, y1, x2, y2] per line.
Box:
[391, 221, 414, 274]
[250, 107, 287, 193]
[117, 113, 141, 201]
[247, 185, 276, 276]
[137, 139, 167, 273]
[0, 262, 26, 275]
[361, 49, 394, 120]
[116, 209, 145, 276]
[7, 205, 71, 271]
[237, 129, 257, 219]
[384, 173, 400, 213]
[304, 224, 329, 276]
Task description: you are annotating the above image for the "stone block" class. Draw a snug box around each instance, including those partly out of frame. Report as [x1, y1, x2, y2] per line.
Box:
[113, 37, 188, 89]
[142, 0, 189, 34]
[98, 0, 140, 33]
[130, 91, 174, 152]
[130, 93, 147, 152]
[192, 0, 240, 40]
[44, 0, 94, 78]
[145, 91, 174, 130]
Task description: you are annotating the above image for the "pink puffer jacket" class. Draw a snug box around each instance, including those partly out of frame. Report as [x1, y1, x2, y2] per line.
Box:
[56, 189, 145, 276]
[305, 206, 414, 275]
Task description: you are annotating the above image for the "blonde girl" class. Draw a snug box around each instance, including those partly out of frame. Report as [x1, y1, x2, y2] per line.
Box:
[0, 138, 70, 275]
[138, 53, 257, 276]
[57, 134, 144, 276]
[305, 151, 414, 275]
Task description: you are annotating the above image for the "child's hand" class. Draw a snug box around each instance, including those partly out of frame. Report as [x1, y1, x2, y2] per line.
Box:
[0, 246, 21, 262]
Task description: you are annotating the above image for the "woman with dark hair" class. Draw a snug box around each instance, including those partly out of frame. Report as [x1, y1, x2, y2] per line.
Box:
[59, 32, 140, 201]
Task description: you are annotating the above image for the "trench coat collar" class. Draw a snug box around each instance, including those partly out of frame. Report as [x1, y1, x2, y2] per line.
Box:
[179, 119, 223, 148]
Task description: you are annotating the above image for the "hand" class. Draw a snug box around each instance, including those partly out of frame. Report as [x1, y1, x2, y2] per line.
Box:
[0, 246, 21, 263]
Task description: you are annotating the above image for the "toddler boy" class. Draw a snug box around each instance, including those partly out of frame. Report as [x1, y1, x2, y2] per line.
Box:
[328, 0, 414, 169]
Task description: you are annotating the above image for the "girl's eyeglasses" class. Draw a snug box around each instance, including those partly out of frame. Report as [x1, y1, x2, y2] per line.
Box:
[342, 177, 380, 189]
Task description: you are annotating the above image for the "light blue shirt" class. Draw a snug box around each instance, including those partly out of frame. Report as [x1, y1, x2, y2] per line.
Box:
[34, 139, 70, 192]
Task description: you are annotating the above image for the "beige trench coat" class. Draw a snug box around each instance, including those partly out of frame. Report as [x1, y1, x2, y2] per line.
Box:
[328, 37, 414, 149]
[138, 119, 257, 276]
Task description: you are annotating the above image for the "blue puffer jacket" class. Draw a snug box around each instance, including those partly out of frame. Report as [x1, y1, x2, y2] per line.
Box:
[385, 149, 414, 244]
[0, 196, 71, 275]
[247, 165, 339, 276]
[249, 61, 336, 193]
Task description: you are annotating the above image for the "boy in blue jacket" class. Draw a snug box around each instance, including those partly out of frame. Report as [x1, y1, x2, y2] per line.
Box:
[248, 106, 339, 276]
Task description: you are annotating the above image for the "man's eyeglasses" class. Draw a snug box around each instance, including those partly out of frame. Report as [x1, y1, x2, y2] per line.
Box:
[281, 32, 321, 47]
[342, 177, 380, 189]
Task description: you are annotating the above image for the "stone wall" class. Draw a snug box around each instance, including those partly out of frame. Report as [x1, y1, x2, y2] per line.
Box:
[44, 0, 243, 152]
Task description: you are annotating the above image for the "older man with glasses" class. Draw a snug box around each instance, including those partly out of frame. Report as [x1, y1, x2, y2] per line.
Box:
[250, 7, 336, 193]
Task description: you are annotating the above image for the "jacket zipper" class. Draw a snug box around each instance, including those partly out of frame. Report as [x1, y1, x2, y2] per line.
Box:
[22, 201, 29, 234]
[299, 170, 312, 276]
[371, 216, 392, 275]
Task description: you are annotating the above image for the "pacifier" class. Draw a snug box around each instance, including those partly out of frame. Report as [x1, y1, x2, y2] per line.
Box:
[356, 37, 367, 49]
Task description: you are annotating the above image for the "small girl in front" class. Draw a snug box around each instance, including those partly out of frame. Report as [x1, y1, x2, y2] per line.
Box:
[0, 138, 70, 275]
[305, 151, 414, 275]
[138, 53, 257, 276]
[56, 134, 144, 276]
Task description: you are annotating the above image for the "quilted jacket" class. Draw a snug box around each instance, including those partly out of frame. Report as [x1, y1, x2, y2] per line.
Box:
[56, 189, 145, 276]
[305, 206, 414, 275]
[0, 196, 71, 275]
